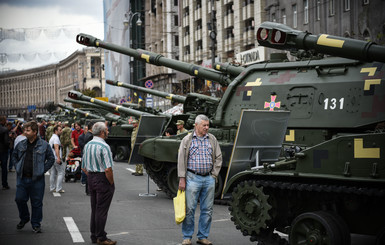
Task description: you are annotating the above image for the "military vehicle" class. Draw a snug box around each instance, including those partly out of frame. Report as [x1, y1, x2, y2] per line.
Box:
[76, 22, 385, 237]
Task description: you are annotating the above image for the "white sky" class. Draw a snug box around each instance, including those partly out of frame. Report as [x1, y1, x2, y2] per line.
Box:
[0, 0, 104, 71]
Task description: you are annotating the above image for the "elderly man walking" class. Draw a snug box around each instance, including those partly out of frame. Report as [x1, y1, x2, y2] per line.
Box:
[82, 122, 116, 245]
[178, 115, 222, 245]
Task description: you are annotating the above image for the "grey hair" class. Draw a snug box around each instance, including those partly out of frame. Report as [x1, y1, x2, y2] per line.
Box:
[195, 114, 209, 125]
[92, 122, 107, 136]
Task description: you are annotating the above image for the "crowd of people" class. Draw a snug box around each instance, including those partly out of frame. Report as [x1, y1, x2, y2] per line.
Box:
[0, 116, 222, 245]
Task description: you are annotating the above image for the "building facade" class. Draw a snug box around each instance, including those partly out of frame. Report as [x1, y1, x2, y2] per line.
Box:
[0, 47, 105, 119]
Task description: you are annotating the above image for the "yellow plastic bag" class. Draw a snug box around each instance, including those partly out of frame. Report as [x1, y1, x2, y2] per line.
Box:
[173, 190, 186, 225]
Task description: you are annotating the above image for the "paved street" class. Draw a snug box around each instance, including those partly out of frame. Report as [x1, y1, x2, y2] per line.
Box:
[0, 161, 253, 245]
[0, 161, 377, 245]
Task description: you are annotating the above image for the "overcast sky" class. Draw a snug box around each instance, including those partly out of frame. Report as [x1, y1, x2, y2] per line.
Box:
[0, 0, 104, 71]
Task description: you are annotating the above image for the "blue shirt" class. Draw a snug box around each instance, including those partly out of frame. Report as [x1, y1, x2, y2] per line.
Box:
[187, 132, 213, 174]
[82, 136, 114, 172]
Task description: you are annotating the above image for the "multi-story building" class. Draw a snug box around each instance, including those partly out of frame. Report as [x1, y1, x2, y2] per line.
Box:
[0, 48, 105, 119]
[263, 0, 385, 57]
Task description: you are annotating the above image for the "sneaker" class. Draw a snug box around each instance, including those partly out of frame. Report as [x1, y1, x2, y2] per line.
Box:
[134, 173, 143, 176]
[81, 183, 86, 187]
[97, 238, 117, 245]
[182, 239, 192, 245]
[197, 239, 213, 245]
[2, 186, 10, 190]
[56, 189, 65, 193]
[16, 219, 29, 230]
[32, 226, 42, 233]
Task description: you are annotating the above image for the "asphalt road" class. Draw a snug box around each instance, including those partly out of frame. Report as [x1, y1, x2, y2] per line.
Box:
[0, 161, 253, 245]
[0, 161, 377, 245]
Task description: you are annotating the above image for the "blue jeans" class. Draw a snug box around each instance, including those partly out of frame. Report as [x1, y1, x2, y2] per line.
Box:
[182, 171, 215, 240]
[15, 176, 45, 228]
[0, 152, 9, 187]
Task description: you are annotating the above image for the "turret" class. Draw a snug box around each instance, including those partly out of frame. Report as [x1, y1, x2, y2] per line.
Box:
[256, 21, 385, 63]
[107, 80, 186, 104]
[76, 34, 232, 86]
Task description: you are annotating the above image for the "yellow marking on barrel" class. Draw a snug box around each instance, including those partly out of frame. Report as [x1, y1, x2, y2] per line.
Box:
[95, 41, 99, 47]
[317, 34, 344, 48]
[215, 64, 221, 70]
[247, 90, 252, 96]
[245, 78, 262, 87]
[74, 109, 77, 113]
[364, 79, 381, 91]
[90, 98, 95, 103]
[141, 54, 150, 63]
[360, 67, 377, 76]
[115, 106, 120, 112]
[194, 70, 198, 75]
[85, 113, 89, 117]
[117, 82, 123, 86]
[166, 94, 173, 100]
[354, 138, 380, 158]
[285, 130, 295, 141]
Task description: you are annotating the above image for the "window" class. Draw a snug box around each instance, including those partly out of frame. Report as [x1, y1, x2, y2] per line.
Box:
[225, 3, 234, 16]
[245, 18, 254, 31]
[316, 0, 320, 21]
[281, 9, 286, 24]
[272, 13, 276, 22]
[329, 0, 335, 16]
[196, 0, 201, 10]
[174, 35, 179, 46]
[226, 27, 234, 39]
[174, 15, 178, 26]
[304, 0, 309, 24]
[344, 0, 350, 10]
[174, 0, 178, 6]
[292, 4, 297, 28]
[196, 19, 202, 30]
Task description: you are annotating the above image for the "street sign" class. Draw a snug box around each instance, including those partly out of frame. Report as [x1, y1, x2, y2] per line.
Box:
[146, 97, 153, 108]
[145, 80, 154, 89]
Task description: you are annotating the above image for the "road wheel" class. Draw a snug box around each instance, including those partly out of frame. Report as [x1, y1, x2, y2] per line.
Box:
[166, 166, 178, 198]
[115, 146, 128, 161]
[289, 211, 342, 245]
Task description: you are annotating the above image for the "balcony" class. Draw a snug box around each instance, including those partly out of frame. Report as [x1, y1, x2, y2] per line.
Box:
[195, 29, 202, 40]
[224, 13, 234, 29]
[242, 5, 255, 19]
[224, 38, 234, 52]
[184, 35, 190, 45]
[194, 10, 201, 20]
[195, 49, 202, 61]
[243, 30, 254, 45]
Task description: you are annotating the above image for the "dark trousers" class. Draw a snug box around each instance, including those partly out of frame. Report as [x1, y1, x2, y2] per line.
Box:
[88, 172, 114, 242]
[15, 176, 45, 227]
[0, 152, 9, 187]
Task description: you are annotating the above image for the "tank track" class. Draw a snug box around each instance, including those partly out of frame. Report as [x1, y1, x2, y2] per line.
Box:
[142, 157, 230, 205]
[229, 178, 385, 243]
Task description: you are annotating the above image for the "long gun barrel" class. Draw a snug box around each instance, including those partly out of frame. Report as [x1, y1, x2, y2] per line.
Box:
[214, 62, 245, 77]
[257, 22, 385, 63]
[76, 34, 232, 86]
[107, 80, 186, 103]
[64, 98, 108, 111]
[67, 90, 152, 118]
[58, 103, 104, 120]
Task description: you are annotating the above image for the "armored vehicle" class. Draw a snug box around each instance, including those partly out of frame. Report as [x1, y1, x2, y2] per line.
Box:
[76, 21, 385, 233]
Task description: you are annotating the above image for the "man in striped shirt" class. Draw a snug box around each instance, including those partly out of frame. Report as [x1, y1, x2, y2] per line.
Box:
[82, 122, 116, 245]
[177, 115, 222, 245]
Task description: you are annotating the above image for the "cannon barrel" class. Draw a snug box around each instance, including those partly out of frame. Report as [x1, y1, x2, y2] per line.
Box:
[107, 79, 186, 103]
[57, 103, 104, 120]
[257, 22, 385, 63]
[76, 34, 232, 86]
[214, 62, 245, 77]
[67, 90, 152, 118]
[64, 98, 107, 111]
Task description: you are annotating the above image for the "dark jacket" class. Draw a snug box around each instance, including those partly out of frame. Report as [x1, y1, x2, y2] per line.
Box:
[0, 124, 9, 153]
[12, 137, 55, 180]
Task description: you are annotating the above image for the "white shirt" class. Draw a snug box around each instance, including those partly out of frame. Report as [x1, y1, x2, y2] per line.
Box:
[49, 134, 62, 160]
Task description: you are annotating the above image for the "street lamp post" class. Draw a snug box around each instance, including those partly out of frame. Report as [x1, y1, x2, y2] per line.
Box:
[123, 7, 142, 90]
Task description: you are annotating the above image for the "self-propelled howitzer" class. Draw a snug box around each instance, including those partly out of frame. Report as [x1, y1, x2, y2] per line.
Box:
[57, 103, 104, 120]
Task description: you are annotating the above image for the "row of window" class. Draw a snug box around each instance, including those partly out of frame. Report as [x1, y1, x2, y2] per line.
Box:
[272, 0, 370, 28]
